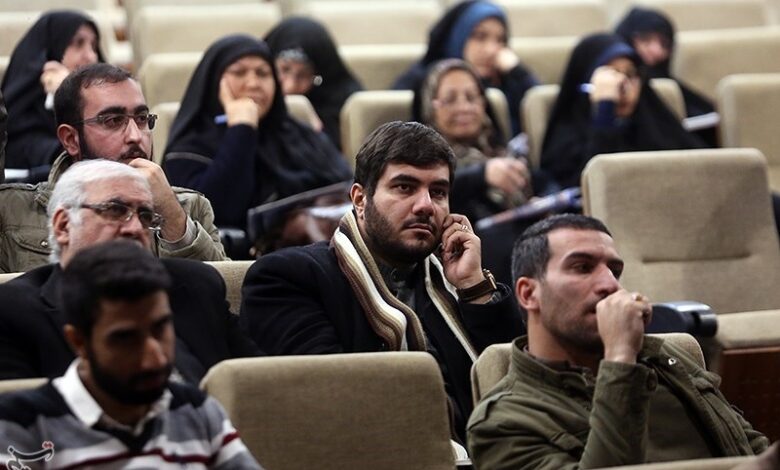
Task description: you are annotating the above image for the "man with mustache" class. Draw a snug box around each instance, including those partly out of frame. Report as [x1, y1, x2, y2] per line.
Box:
[0, 159, 261, 382]
[240, 121, 523, 442]
[0, 63, 226, 273]
[0, 241, 263, 469]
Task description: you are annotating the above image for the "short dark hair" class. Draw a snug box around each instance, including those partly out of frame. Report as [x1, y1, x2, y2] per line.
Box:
[60, 240, 171, 337]
[354, 121, 456, 196]
[511, 214, 612, 284]
[54, 63, 133, 127]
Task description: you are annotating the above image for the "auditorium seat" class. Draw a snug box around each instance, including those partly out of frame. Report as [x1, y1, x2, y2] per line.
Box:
[496, 0, 609, 37]
[339, 44, 425, 90]
[201, 352, 456, 469]
[635, 0, 770, 31]
[293, 0, 441, 46]
[137, 52, 201, 107]
[673, 27, 780, 101]
[123, 0, 260, 30]
[205, 261, 255, 315]
[470, 333, 704, 405]
[0, 12, 40, 58]
[718, 73, 780, 191]
[604, 455, 756, 469]
[581, 148, 780, 440]
[510, 36, 577, 85]
[339, 88, 510, 166]
[130, 3, 281, 69]
[0, 273, 22, 284]
[0, 377, 46, 394]
[522, 78, 685, 168]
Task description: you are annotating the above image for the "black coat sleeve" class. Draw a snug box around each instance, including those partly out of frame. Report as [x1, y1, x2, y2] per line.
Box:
[459, 283, 525, 352]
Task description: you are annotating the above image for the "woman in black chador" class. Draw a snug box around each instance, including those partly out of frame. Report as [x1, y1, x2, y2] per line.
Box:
[2, 10, 103, 171]
[164, 35, 352, 231]
[540, 33, 704, 189]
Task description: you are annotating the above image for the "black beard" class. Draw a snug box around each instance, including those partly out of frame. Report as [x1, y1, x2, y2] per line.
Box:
[77, 128, 151, 162]
[86, 346, 172, 406]
[363, 198, 438, 266]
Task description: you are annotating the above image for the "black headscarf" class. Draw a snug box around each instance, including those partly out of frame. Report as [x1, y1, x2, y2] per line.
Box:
[265, 17, 363, 149]
[540, 33, 704, 188]
[394, 0, 536, 135]
[1, 10, 104, 169]
[164, 34, 351, 227]
[615, 7, 714, 117]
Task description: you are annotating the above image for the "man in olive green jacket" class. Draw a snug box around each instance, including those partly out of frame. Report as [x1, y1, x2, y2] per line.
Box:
[0, 63, 226, 273]
[467, 214, 768, 469]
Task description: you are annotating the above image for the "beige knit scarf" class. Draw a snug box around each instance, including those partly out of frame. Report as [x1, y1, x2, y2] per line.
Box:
[331, 211, 478, 360]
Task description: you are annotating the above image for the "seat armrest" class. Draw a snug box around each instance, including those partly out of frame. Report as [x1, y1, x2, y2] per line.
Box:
[647, 301, 718, 337]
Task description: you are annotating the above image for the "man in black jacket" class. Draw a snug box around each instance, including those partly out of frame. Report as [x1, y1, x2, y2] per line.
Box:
[240, 121, 523, 441]
[0, 159, 261, 383]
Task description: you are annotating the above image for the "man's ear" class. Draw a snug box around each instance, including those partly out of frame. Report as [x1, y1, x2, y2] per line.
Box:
[516, 277, 540, 314]
[350, 183, 366, 220]
[52, 208, 72, 250]
[57, 124, 81, 160]
[63, 324, 87, 359]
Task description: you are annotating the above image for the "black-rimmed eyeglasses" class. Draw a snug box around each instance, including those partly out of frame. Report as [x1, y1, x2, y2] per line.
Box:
[77, 113, 158, 133]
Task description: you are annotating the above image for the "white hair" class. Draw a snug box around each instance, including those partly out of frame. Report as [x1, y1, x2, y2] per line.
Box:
[47, 160, 151, 263]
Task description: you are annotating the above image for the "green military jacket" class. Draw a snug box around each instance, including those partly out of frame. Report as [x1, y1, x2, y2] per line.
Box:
[467, 336, 768, 470]
[0, 153, 227, 273]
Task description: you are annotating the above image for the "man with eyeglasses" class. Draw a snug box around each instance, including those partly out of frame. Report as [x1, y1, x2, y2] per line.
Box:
[0, 63, 227, 273]
[0, 159, 262, 381]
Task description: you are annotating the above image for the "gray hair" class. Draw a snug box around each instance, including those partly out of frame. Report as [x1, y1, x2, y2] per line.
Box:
[47, 160, 151, 263]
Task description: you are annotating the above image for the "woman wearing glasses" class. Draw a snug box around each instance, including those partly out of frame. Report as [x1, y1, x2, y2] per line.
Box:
[2, 10, 103, 174]
[540, 33, 703, 190]
[265, 16, 363, 150]
[163, 35, 352, 234]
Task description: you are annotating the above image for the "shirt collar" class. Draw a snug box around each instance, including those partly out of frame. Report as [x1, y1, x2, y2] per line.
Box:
[53, 359, 172, 437]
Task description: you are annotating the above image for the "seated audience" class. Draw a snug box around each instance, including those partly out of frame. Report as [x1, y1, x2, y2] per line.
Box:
[2, 11, 103, 174]
[615, 7, 717, 146]
[394, 0, 538, 136]
[164, 34, 353, 234]
[540, 33, 704, 189]
[265, 16, 363, 150]
[240, 121, 524, 442]
[0, 63, 226, 273]
[467, 214, 768, 469]
[0, 240, 264, 469]
[0, 159, 262, 382]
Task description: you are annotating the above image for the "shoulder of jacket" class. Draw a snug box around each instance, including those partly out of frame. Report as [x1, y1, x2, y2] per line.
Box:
[171, 185, 207, 199]
[468, 391, 514, 428]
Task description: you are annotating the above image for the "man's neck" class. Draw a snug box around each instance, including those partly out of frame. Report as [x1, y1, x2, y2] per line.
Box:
[527, 325, 602, 373]
[78, 363, 150, 426]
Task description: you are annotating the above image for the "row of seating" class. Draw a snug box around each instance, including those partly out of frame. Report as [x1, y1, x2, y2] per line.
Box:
[1, 0, 779, 77]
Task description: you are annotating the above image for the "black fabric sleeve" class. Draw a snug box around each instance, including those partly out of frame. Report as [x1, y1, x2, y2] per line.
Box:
[459, 283, 525, 352]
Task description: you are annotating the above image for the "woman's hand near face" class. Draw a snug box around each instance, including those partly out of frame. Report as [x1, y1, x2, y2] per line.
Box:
[219, 77, 260, 128]
[494, 47, 520, 74]
[40, 61, 70, 95]
[589, 66, 627, 103]
[485, 157, 530, 196]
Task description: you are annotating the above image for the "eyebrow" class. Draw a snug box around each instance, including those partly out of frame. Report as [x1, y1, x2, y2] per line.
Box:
[388, 174, 450, 187]
[94, 105, 149, 116]
[564, 252, 624, 268]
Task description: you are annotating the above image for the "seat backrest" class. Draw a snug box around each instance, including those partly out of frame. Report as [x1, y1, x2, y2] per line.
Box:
[635, 0, 769, 31]
[131, 3, 281, 69]
[470, 333, 704, 405]
[0, 11, 41, 56]
[521, 79, 684, 168]
[607, 456, 755, 470]
[201, 352, 455, 470]
[0, 378, 47, 394]
[295, 0, 441, 45]
[339, 43, 425, 90]
[673, 27, 780, 101]
[511, 36, 577, 85]
[497, 0, 609, 37]
[137, 52, 202, 108]
[339, 88, 510, 166]
[204, 260, 255, 314]
[123, 0, 261, 29]
[718, 73, 780, 190]
[582, 148, 780, 314]
[0, 272, 23, 284]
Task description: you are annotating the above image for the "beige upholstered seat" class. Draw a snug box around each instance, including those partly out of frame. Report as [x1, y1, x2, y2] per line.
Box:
[130, 3, 281, 69]
[0, 377, 47, 394]
[0, 272, 22, 284]
[0, 11, 40, 57]
[137, 52, 201, 108]
[603, 455, 756, 470]
[339, 43, 425, 90]
[295, 0, 441, 46]
[151, 95, 320, 165]
[497, 0, 609, 37]
[123, 0, 260, 29]
[521, 78, 685, 169]
[635, 0, 769, 31]
[718, 73, 780, 191]
[510, 36, 577, 85]
[201, 352, 455, 470]
[581, 148, 780, 438]
[673, 27, 780, 101]
[339, 88, 510, 166]
[470, 333, 705, 405]
[205, 261, 255, 315]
